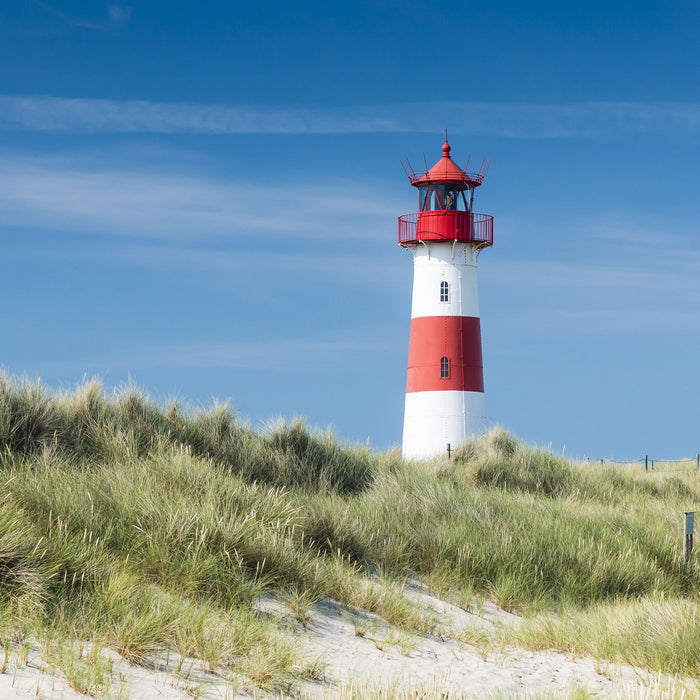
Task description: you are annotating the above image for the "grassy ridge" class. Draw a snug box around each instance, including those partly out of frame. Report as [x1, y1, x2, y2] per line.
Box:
[2, 374, 700, 690]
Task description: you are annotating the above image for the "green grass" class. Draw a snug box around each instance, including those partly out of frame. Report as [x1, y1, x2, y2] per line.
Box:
[2, 373, 700, 693]
[515, 595, 700, 676]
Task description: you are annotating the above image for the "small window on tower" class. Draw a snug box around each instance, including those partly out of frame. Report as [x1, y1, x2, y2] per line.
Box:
[440, 356, 450, 378]
[440, 281, 449, 302]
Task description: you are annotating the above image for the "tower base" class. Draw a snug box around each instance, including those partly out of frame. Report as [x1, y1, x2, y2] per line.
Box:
[402, 390, 485, 460]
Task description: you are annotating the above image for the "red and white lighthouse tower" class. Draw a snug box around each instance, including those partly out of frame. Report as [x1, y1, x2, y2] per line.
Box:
[399, 137, 493, 460]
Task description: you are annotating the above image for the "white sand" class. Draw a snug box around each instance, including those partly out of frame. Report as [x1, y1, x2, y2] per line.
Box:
[0, 586, 683, 699]
[289, 587, 660, 699]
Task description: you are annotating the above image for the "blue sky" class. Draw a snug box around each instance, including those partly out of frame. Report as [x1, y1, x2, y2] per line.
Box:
[2, 0, 700, 460]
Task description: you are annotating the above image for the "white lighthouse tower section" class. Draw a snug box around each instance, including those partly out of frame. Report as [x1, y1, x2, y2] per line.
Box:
[409, 242, 480, 319]
[402, 242, 486, 461]
[403, 393, 486, 461]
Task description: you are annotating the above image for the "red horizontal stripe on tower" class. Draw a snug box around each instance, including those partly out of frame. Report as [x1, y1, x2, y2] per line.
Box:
[406, 316, 484, 393]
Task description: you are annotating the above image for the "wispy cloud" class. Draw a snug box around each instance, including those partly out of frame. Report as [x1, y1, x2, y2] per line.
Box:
[1, 96, 700, 138]
[481, 255, 700, 334]
[89, 244, 406, 293]
[487, 259, 700, 295]
[31, 1, 132, 32]
[25, 337, 397, 375]
[133, 338, 394, 370]
[0, 154, 400, 240]
[585, 221, 695, 249]
[106, 5, 131, 30]
[513, 308, 700, 334]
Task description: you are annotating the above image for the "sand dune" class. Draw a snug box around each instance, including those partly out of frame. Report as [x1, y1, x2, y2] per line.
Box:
[0, 586, 679, 699]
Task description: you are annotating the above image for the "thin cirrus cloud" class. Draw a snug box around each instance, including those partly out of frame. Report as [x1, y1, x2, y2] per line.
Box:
[0, 155, 400, 240]
[1, 96, 700, 138]
[90, 244, 407, 293]
[480, 256, 700, 335]
[127, 339, 394, 370]
[513, 308, 700, 334]
[26, 337, 396, 375]
[31, 1, 132, 32]
[487, 259, 700, 296]
[3, 150, 695, 326]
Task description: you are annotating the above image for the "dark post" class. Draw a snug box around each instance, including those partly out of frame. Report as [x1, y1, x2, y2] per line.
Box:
[696, 453, 699, 470]
[684, 512, 694, 565]
[447, 443, 451, 459]
[645, 454, 648, 472]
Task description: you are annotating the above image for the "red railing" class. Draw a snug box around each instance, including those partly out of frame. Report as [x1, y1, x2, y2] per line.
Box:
[398, 212, 493, 246]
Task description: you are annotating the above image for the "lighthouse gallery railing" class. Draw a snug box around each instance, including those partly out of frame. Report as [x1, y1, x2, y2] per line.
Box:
[398, 212, 493, 246]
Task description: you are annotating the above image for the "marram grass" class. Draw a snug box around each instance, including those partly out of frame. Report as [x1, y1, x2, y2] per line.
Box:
[2, 374, 700, 693]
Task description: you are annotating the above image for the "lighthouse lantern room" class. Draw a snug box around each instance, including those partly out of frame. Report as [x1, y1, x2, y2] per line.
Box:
[399, 137, 493, 460]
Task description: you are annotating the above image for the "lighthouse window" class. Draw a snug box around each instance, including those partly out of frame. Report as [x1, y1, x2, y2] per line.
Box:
[463, 187, 474, 212]
[447, 187, 472, 212]
[432, 185, 446, 210]
[440, 356, 450, 378]
[419, 185, 472, 212]
[444, 188, 458, 211]
[440, 281, 449, 302]
[418, 185, 446, 211]
[418, 186, 429, 210]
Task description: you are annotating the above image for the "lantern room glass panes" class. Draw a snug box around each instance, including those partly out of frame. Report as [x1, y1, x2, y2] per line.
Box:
[418, 186, 429, 211]
[418, 185, 473, 212]
[440, 356, 450, 378]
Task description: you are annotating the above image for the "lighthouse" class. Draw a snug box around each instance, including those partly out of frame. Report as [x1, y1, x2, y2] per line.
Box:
[399, 138, 493, 460]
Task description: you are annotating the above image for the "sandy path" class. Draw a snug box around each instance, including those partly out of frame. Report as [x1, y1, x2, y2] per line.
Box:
[0, 587, 680, 699]
[291, 589, 656, 698]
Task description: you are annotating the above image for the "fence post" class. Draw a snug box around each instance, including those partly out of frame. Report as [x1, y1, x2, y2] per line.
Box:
[447, 443, 451, 459]
[696, 453, 699, 470]
[645, 454, 648, 472]
[684, 512, 694, 565]
[600, 459, 603, 465]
